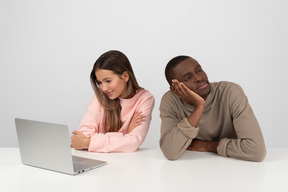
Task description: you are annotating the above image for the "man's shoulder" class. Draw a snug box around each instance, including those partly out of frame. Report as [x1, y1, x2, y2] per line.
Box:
[160, 90, 182, 107]
[211, 81, 245, 98]
[212, 81, 243, 92]
[161, 90, 178, 101]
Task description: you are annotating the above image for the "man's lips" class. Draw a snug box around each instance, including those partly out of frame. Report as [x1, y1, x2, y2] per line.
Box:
[197, 82, 208, 90]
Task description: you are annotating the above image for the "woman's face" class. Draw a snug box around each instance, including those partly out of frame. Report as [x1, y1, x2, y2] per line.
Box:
[95, 69, 129, 100]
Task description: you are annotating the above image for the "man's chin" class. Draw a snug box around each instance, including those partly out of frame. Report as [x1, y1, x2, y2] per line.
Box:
[199, 87, 211, 99]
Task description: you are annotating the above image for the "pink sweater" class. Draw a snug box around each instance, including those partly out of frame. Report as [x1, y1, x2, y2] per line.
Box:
[78, 89, 155, 153]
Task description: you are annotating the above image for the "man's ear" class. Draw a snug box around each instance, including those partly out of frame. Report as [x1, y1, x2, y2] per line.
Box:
[122, 71, 129, 83]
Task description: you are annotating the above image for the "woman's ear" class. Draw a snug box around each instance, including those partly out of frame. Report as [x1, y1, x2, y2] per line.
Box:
[122, 71, 129, 83]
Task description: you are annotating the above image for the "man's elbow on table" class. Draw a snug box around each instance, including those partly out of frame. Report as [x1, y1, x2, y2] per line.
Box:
[250, 145, 267, 162]
[230, 142, 267, 162]
[160, 145, 183, 160]
[243, 139, 267, 162]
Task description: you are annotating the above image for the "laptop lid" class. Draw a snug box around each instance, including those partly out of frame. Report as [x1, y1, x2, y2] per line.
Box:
[15, 118, 106, 175]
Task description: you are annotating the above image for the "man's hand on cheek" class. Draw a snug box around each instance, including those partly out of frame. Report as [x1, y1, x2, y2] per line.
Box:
[170, 79, 204, 108]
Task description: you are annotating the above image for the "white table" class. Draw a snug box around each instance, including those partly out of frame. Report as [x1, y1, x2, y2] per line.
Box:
[1, 148, 287, 192]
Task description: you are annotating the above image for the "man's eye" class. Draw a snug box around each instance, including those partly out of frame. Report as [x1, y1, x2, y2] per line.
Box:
[184, 76, 191, 81]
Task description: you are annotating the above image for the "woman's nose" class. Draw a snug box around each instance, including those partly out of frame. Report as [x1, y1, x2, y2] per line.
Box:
[101, 83, 108, 92]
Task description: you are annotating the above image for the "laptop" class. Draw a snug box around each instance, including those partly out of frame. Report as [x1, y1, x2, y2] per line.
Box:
[15, 118, 107, 175]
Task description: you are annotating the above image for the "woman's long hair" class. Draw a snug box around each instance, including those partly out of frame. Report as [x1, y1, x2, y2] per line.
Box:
[90, 50, 142, 132]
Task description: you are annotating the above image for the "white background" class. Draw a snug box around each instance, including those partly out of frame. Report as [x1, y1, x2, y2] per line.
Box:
[1, 0, 287, 148]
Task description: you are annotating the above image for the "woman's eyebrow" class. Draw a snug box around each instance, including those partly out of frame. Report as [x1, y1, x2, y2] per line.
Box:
[98, 77, 112, 82]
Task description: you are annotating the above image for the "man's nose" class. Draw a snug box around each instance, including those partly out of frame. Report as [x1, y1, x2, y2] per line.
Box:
[193, 74, 202, 82]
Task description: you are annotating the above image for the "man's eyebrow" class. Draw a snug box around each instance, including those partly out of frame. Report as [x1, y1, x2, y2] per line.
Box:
[180, 72, 192, 79]
[195, 64, 201, 69]
[179, 64, 201, 79]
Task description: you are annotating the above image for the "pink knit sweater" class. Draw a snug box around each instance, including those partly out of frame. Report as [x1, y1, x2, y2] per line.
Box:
[78, 89, 155, 153]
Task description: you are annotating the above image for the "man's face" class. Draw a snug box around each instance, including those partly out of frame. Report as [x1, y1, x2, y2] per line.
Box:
[172, 58, 211, 99]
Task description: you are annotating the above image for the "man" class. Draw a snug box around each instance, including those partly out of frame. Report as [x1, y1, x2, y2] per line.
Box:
[159, 55, 266, 161]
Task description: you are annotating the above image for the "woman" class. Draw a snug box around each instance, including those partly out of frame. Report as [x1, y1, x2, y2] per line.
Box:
[71, 50, 155, 152]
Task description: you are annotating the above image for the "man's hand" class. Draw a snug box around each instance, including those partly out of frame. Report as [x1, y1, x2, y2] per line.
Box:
[170, 79, 205, 127]
[71, 131, 90, 150]
[170, 79, 204, 108]
[187, 139, 218, 153]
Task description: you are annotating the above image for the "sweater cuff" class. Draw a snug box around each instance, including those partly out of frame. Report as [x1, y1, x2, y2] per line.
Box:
[88, 132, 123, 152]
[217, 138, 230, 157]
[177, 118, 199, 138]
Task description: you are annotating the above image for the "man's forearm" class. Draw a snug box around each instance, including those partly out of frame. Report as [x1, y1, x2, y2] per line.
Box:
[187, 105, 204, 127]
[187, 139, 218, 153]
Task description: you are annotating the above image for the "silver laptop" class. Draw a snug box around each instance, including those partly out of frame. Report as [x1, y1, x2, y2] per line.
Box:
[15, 118, 107, 175]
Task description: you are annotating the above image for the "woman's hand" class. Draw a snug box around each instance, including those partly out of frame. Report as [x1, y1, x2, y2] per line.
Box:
[127, 112, 145, 134]
[71, 131, 90, 150]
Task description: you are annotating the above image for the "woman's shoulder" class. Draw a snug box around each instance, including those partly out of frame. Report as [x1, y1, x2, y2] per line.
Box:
[133, 89, 155, 106]
[89, 94, 102, 108]
[136, 88, 154, 99]
[120, 89, 154, 105]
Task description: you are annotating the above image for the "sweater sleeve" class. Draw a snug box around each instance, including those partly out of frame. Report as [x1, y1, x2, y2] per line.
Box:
[217, 84, 266, 162]
[77, 95, 102, 138]
[82, 93, 155, 153]
[159, 92, 199, 160]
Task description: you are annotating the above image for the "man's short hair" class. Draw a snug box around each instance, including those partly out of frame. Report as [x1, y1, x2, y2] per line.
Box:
[165, 55, 191, 86]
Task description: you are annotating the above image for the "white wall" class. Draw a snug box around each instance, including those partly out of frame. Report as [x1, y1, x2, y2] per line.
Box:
[1, 0, 288, 148]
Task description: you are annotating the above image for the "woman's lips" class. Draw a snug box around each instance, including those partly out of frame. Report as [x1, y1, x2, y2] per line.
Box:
[105, 91, 113, 96]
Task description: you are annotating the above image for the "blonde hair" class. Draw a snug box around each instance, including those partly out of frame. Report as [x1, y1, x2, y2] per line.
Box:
[90, 50, 142, 132]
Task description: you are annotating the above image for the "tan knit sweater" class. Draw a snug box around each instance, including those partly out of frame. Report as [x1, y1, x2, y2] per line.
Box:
[159, 81, 266, 161]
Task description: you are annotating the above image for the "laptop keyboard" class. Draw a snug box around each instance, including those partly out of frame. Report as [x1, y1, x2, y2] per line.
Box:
[73, 162, 90, 172]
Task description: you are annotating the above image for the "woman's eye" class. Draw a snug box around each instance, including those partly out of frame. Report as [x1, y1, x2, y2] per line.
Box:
[106, 80, 111, 83]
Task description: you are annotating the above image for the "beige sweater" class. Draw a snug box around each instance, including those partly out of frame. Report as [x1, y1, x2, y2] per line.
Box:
[159, 81, 266, 161]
